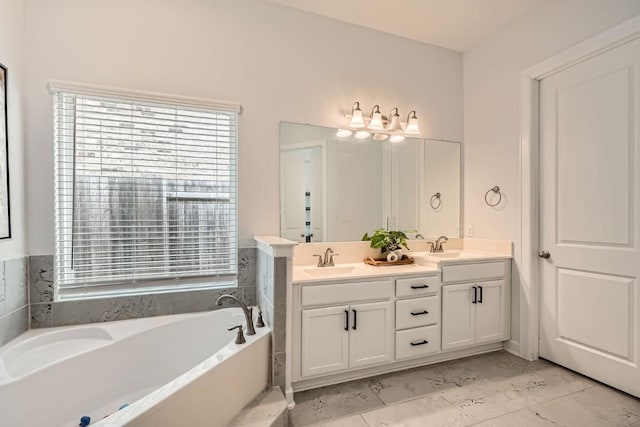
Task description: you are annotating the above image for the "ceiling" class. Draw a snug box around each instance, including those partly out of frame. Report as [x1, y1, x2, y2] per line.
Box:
[263, 0, 550, 52]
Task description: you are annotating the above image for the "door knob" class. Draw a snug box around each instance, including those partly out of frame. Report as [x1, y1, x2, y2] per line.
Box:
[539, 250, 551, 259]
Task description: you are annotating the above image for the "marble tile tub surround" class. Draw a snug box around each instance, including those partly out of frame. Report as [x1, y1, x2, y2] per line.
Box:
[256, 236, 296, 394]
[289, 350, 640, 427]
[292, 238, 512, 266]
[28, 247, 257, 329]
[0, 257, 29, 347]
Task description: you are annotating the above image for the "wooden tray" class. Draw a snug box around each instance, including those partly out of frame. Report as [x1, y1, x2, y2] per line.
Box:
[364, 255, 414, 267]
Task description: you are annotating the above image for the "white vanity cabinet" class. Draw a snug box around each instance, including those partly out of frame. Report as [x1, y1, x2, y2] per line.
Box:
[441, 261, 510, 351]
[299, 280, 394, 378]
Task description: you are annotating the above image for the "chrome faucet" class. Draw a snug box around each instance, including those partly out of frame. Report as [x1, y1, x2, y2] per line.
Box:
[313, 247, 339, 267]
[432, 235, 449, 253]
[215, 294, 256, 335]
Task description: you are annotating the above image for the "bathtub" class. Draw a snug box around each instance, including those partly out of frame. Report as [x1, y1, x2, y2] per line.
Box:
[0, 307, 271, 427]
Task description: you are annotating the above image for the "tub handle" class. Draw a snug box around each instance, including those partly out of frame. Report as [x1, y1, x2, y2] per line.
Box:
[228, 325, 246, 344]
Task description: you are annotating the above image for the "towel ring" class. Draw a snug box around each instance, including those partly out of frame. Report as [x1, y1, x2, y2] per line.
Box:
[430, 192, 441, 209]
[485, 186, 502, 207]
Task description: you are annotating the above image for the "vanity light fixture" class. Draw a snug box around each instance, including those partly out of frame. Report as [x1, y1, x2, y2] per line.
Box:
[348, 102, 366, 129]
[355, 130, 371, 140]
[404, 110, 420, 135]
[336, 128, 353, 138]
[345, 102, 421, 138]
[368, 105, 384, 131]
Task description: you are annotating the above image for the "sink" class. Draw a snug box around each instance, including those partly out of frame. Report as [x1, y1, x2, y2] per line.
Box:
[426, 251, 461, 259]
[303, 266, 356, 277]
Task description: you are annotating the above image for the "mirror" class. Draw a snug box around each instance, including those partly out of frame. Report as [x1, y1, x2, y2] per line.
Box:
[279, 122, 460, 242]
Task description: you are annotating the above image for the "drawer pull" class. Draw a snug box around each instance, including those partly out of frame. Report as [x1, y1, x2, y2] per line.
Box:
[472, 286, 477, 304]
[410, 310, 429, 316]
[410, 284, 429, 289]
[410, 340, 429, 346]
[344, 310, 349, 331]
[352, 309, 357, 330]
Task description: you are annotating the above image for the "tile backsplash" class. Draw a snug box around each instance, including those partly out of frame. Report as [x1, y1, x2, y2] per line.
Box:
[0, 257, 29, 347]
[28, 247, 257, 329]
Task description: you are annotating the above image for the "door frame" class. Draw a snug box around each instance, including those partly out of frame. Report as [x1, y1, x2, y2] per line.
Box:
[519, 15, 640, 361]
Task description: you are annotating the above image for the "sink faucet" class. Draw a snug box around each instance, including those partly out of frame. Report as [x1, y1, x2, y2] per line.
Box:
[432, 235, 449, 253]
[313, 247, 339, 267]
[215, 294, 256, 335]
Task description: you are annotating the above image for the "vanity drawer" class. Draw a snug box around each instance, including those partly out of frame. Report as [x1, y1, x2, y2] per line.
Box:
[395, 325, 441, 361]
[301, 280, 392, 307]
[396, 276, 441, 298]
[441, 261, 505, 283]
[396, 296, 439, 330]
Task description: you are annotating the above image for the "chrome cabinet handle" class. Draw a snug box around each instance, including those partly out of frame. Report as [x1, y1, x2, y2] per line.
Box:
[539, 250, 551, 259]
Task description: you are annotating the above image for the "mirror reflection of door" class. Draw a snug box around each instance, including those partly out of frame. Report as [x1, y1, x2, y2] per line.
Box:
[280, 145, 323, 242]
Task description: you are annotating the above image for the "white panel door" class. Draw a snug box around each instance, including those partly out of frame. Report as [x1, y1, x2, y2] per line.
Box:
[539, 37, 640, 397]
[475, 280, 505, 344]
[301, 306, 349, 378]
[349, 301, 394, 369]
[442, 283, 475, 350]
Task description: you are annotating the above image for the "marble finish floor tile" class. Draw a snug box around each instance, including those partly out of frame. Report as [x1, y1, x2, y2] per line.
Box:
[289, 351, 640, 427]
[290, 379, 384, 426]
[361, 395, 472, 427]
[312, 414, 369, 427]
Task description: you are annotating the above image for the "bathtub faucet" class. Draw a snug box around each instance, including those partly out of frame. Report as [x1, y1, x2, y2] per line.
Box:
[215, 295, 256, 336]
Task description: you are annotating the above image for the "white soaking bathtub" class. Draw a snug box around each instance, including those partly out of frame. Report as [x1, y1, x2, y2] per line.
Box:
[0, 307, 271, 427]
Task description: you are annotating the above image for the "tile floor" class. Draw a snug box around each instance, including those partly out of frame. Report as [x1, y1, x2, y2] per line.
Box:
[288, 351, 640, 426]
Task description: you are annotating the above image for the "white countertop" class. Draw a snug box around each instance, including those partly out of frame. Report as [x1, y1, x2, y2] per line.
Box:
[292, 250, 511, 284]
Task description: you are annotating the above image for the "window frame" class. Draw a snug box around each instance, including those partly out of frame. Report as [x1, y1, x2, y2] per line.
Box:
[50, 80, 242, 301]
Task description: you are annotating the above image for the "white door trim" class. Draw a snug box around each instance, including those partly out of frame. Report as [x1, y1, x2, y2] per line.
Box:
[519, 14, 640, 361]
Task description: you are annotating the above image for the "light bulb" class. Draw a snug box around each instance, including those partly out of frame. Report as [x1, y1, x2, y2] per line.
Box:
[336, 129, 352, 138]
[355, 130, 371, 140]
[390, 134, 405, 143]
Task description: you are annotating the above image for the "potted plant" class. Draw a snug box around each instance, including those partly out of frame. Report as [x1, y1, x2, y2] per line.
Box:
[362, 229, 409, 261]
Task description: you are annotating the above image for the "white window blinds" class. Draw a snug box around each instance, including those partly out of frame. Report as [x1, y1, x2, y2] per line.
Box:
[53, 86, 238, 300]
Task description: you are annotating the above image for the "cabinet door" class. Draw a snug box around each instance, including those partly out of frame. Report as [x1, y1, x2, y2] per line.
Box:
[442, 283, 475, 350]
[349, 301, 394, 369]
[475, 280, 505, 344]
[301, 305, 349, 378]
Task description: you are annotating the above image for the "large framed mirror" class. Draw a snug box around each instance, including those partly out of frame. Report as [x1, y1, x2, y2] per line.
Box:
[279, 122, 461, 242]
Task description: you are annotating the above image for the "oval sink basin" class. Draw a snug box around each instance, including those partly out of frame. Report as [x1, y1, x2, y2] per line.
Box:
[303, 266, 356, 277]
[427, 251, 461, 258]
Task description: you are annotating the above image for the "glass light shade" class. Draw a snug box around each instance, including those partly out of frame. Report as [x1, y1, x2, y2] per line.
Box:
[336, 128, 352, 138]
[368, 105, 384, 130]
[386, 114, 402, 132]
[390, 134, 405, 143]
[404, 111, 420, 135]
[355, 130, 371, 140]
[349, 108, 365, 129]
[373, 133, 389, 141]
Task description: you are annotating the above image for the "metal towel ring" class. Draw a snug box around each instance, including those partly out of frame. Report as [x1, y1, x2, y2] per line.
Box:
[485, 186, 502, 207]
[430, 192, 441, 209]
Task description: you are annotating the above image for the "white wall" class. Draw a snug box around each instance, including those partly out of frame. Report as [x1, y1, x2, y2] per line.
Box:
[24, 0, 463, 254]
[463, 0, 640, 347]
[0, 0, 26, 259]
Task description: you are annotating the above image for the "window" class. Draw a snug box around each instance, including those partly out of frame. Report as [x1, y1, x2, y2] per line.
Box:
[52, 83, 239, 300]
